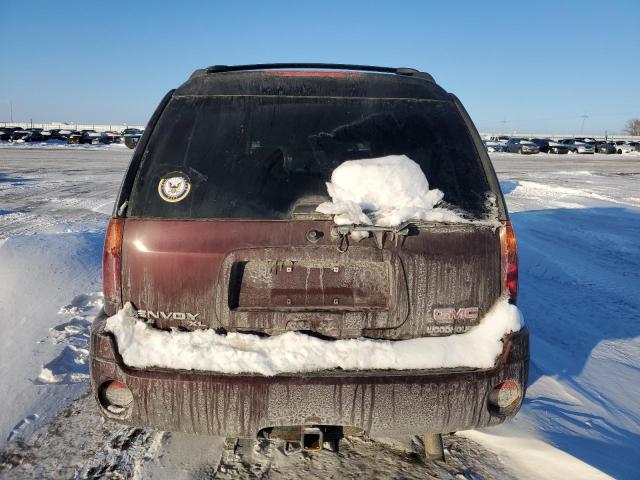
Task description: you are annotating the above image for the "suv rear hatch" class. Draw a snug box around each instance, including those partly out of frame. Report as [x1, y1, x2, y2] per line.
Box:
[113, 70, 506, 340]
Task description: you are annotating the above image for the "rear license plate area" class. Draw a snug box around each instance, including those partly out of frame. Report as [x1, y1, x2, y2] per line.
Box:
[231, 260, 390, 311]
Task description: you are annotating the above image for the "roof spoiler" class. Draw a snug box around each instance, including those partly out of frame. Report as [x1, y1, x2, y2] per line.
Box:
[204, 63, 434, 82]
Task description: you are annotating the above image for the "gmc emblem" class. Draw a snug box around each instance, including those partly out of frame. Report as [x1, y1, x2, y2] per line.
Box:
[432, 307, 479, 323]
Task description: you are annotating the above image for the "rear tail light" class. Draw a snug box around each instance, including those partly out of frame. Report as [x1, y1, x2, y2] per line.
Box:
[500, 220, 518, 304]
[99, 380, 133, 414]
[488, 380, 522, 415]
[103, 218, 124, 315]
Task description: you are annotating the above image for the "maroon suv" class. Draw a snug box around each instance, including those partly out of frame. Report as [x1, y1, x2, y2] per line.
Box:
[91, 63, 528, 454]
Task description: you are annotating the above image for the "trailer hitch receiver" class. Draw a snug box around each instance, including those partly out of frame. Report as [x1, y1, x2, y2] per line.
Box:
[301, 427, 323, 451]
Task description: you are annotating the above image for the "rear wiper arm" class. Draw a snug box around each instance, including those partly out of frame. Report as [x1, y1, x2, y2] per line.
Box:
[330, 222, 412, 250]
[330, 222, 412, 237]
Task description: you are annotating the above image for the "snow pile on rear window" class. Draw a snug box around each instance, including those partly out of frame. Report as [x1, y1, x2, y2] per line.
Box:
[105, 298, 523, 376]
[315, 154, 470, 226]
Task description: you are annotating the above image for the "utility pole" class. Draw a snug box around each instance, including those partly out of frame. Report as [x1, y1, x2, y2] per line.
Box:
[10, 102, 13, 123]
[580, 114, 588, 134]
[500, 118, 507, 136]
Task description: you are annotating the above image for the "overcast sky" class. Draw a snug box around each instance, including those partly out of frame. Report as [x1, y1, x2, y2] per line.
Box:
[1, 0, 638, 134]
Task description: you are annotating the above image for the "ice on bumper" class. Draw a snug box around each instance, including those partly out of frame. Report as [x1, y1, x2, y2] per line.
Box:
[105, 298, 524, 376]
[315, 154, 470, 227]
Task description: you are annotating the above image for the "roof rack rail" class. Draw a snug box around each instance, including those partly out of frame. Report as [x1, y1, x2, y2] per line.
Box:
[205, 63, 434, 81]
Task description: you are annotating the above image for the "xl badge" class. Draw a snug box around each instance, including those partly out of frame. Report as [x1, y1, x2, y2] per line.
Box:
[158, 172, 191, 203]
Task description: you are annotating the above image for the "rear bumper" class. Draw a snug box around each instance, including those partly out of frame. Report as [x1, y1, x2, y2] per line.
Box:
[90, 312, 529, 437]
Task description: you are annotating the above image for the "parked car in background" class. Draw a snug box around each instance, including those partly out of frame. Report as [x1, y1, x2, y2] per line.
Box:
[506, 138, 540, 154]
[558, 139, 595, 154]
[612, 141, 638, 154]
[574, 137, 597, 147]
[530, 138, 569, 154]
[483, 140, 507, 152]
[0, 129, 13, 141]
[82, 130, 102, 144]
[46, 129, 72, 141]
[22, 130, 47, 142]
[61, 130, 79, 141]
[9, 130, 31, 142]
[0, 127, 23, 140]
[594, 141, 616, 154]
[121, 128, 143, 135]
[1, 126, 21, 132]
[68, 131, 82, 144]
[69, 129, 102, 144]
[122, 127, 144, 149]
[100, 131, 122, 144]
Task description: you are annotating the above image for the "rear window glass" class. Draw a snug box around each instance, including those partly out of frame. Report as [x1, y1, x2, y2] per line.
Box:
[128, 95, 491, 220]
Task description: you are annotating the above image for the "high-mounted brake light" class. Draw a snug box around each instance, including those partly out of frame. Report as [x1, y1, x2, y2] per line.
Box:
[500, 220, 518, 304]
[103, 218, 124, 315]
[264, 70, 365, 77]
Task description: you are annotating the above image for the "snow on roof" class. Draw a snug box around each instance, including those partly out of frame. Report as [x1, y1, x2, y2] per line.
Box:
[105, 298, 523, 376]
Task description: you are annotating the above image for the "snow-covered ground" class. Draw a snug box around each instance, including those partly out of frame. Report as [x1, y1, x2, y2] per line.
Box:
[0, 149, 129, 452]
[463, 152, 640, 480]
[0, 147, 639, 478]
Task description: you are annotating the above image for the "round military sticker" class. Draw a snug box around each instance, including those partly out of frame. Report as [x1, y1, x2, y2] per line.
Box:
[158, 172, 191, 203]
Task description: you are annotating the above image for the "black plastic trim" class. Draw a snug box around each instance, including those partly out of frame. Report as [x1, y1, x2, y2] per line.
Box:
[450, 93, 508, 220]
[112, 89, 176, 218]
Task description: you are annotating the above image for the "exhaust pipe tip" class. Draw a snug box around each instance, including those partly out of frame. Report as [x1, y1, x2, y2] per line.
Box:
[301, 427, 323, 451]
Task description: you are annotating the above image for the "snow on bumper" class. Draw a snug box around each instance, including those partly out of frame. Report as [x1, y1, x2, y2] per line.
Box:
[104, 299, 523, 375]
[90, 302, 529, 437]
